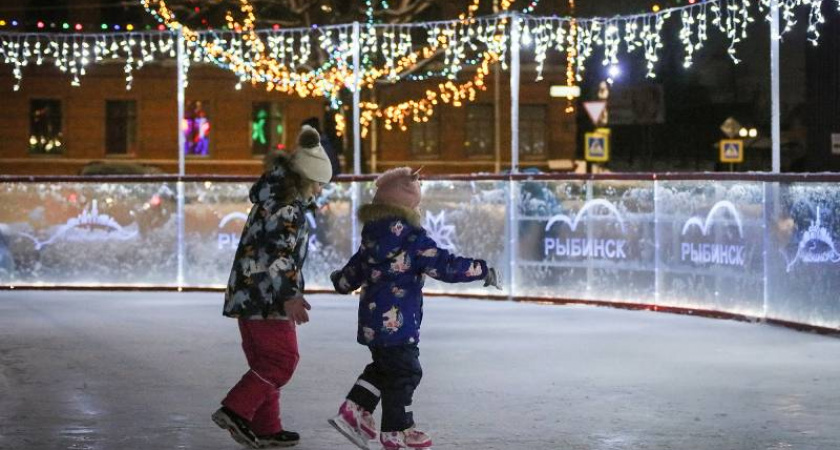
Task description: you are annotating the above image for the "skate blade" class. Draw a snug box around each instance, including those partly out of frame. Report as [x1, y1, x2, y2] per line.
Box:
[328, 417, 371, 450]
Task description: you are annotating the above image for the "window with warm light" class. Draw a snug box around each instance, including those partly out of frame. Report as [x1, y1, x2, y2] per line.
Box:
[520, 105, 547, 159]
[465, 104, 494, 158]
[29, 99, 64, 155]
[410, 115, 440, 158]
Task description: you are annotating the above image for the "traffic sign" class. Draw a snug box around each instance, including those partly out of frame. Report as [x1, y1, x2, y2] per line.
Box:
[583, 101, 607, 125]
[720, 139, 744, 163]
[720, 117, 742, 139]
[585, 131, 610, 162]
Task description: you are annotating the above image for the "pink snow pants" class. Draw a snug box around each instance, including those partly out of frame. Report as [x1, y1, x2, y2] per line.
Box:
[222, 319, 299, 435]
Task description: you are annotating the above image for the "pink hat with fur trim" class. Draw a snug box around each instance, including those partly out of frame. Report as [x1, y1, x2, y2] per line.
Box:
[372, 167, 422, 209]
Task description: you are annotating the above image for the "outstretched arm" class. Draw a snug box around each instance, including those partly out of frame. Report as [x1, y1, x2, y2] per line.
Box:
[331, 247, 366, 294]
[413, 232, 488, 284]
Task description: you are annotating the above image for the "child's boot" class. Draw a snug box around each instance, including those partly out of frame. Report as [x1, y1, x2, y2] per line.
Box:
[211, 406, 260, 448]
[328, 400, 376, 450]
[256, 430, 300, 448]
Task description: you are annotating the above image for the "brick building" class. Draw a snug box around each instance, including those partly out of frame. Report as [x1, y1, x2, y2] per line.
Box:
[0, 60, 578, 176]
[0, 0, 578, 176]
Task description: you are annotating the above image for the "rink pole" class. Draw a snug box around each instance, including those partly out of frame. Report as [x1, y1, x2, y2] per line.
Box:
[351, 22, 362, 251]
[509, 15, 521, 175]
[507, 15, 521, 299]
[352, 22, 362, 176]
[770, 0, 781, 173]
[176, 28, 186, 290]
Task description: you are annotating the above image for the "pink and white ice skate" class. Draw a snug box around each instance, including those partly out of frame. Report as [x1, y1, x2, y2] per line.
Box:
[379, 427, 433, 449]
[328, 400, 378, 450]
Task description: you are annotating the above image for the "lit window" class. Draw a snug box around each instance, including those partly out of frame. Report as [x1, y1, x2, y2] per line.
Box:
[29, 99, 63, 155]
[251, 102, 286, 155]
[410, 115, 439, 158]
[183, 100, 211, 156]
[465, 104, 494, 158]
[520, 105, 547, 159]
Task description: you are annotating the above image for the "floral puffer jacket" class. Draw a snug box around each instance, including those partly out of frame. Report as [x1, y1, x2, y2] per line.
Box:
[223, 161, 311, 319]
[332, 203, 488, 346]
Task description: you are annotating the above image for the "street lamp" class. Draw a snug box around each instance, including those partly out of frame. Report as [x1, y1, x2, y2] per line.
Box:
[606, 64, 621, 84]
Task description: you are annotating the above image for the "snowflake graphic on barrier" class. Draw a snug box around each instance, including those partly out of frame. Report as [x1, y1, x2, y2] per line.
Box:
[423, 210, 457, 253]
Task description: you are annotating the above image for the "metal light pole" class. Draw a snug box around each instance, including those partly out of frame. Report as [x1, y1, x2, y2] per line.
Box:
[506, 15, 521, 299]
[176, 28, 186, 289]
[770, 0, 781, 173]
[351, 22, 362, 251]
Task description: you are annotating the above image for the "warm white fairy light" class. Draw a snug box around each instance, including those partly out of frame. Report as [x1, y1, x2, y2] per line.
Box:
[0, 0, 837, 132]
[0, 31, 177, 90]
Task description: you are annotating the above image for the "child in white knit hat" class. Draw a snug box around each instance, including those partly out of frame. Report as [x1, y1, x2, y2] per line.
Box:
[212, 125, 332, 449]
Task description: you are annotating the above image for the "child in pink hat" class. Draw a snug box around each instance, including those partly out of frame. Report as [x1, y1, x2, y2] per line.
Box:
[328, 167, 501, 449]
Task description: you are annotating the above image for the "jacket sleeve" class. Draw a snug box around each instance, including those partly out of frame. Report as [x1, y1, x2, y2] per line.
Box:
[331, 247, 366, 294]
[263, 201, 306, 299]
[412, 231, 488, 283]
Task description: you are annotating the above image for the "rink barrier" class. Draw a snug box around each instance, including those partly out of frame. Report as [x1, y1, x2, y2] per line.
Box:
[4, 172, 840, 183]
[2, 172, 840, 334]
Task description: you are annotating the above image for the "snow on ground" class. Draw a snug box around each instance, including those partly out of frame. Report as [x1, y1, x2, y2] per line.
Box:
[0, 291, 838, 450]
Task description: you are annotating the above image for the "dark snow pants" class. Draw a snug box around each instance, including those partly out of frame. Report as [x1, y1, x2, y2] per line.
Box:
[346, 344, 422, 432]
[222, 319, 299, 435]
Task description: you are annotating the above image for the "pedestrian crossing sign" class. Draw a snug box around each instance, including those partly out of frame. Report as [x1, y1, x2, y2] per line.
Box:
[720, 139, 744, 163]
[585, 131, 610, 162]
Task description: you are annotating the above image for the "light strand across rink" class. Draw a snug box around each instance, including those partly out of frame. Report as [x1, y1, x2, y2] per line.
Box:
[0, 291, 838, 450]
[0, 173, 839, 332]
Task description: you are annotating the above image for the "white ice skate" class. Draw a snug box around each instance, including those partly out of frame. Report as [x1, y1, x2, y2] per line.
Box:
[380, 427, 433, 449]
[328, 400, 378, 450]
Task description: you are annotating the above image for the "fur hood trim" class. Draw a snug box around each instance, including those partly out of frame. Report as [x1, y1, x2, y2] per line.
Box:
[358, 203, 421, 228]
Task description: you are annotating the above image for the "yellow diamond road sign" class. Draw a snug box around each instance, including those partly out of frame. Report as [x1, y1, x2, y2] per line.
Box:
[720, 117, 741, 139]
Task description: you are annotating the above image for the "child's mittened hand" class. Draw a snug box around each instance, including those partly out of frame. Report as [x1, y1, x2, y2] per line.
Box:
[330, 270, 346, 293]
[483, 267, 503, 290]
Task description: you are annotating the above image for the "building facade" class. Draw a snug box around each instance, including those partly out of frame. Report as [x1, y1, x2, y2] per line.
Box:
[0, 61, 578, 176]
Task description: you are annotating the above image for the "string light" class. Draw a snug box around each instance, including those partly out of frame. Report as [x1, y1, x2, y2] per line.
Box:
[0, 0, 837, 133]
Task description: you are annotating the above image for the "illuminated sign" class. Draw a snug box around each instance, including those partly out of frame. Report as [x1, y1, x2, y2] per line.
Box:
[680, 200, 746, 267]
[544, 199, 628, 260]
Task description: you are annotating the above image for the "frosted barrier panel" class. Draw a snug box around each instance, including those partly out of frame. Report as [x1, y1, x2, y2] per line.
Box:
[516, 180, 655, 303]
[765, 182, 840, 330]
[358, 180, 509, 296]
[0, 181, 177, 286]
[183, 181, 354, 289]
[656, 181, 765, 316]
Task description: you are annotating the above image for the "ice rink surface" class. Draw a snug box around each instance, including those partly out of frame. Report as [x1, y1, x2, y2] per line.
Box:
[0, 291, 838, 450]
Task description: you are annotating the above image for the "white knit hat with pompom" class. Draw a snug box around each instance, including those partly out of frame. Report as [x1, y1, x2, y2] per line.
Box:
[291, 125, 332, 183]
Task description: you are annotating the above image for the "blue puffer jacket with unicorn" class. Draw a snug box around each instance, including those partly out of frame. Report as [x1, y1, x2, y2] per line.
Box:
[332, 203, 488, 347]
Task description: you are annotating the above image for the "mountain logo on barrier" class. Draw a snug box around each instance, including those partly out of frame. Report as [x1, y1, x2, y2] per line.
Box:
[218, 211, 249, 250]
[543, 199, 628, 260]
[679, 200, 746, 267]
[217, 210, 325, 252]
[423, 210, 457, 253]
[544, 199, 627, 234]
[681, 200, 744, 238]
[784, 207, 840, 272]
[15, 200, 138, 250]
